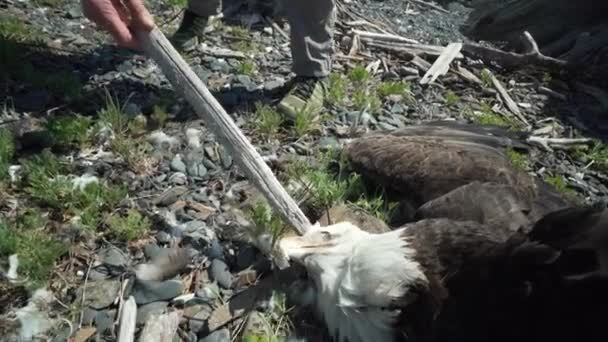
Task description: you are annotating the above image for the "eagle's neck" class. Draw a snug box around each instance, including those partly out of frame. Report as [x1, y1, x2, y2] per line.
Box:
[310, 229, 428, 342]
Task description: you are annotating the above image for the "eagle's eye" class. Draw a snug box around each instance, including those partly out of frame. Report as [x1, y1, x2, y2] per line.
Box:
[320, 231, 332, 240]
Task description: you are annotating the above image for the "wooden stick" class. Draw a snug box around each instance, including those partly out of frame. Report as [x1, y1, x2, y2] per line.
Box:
[136, 27, 310, 268]
[420, 42, 463, 85]
[117, 296, 137, 342]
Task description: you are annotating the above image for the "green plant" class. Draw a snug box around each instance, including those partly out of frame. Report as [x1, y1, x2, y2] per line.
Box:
[166, 0, 187, 6]
[377, 80, 414, 102]
[466, 101, 517, 128]
[292, 105, 319, 137]
[254, 103, 283, 139]
[480, 69, 493, 88]
[506, 148, 529, 171]
[0, 128, 15, 180]
[575, 140, 608, 173]
[348, 64, 371, 85]
[151, 104, 169, 128]
[0, 223, 66, 287]
[47, 114, 93, 148]
[444, 90, 460, 106]
[106, 209, 151, 241]
[249, 201, 285, 247]
[327, 73, 347, 105]
[543, 174, 580, 204]
[0, 16, 37, 41]
[352, 195, 398, 222]
[235, 61, 256, 77]
[20, 64, 83, 102]
[353, 88, 381, 115]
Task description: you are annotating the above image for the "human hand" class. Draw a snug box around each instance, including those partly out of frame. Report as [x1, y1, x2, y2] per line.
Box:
[81, 0, 155, 50]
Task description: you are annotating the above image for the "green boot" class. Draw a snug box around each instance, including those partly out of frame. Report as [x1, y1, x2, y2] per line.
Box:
[277, 76, 328, 122]
[170, 10, 209, 50]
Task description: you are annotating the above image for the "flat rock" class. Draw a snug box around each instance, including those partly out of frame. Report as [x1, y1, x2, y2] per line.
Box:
[83, 279, 121, 309]
[210, 259, 233, 289]
[133, 279, 184, 305]
[136, 301, 169, 324]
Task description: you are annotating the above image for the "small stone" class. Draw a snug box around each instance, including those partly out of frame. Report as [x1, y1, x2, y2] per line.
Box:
[66, 6, 82, 18]
[83, 279, 121, 309]
[156, 186, 188, 206]
[133, 279, 184, 305]
[172, 293, 196, 305]
[199, 328, 230, 342]
[169, 172, 188, 185]
[210, 259, 233, 289]
[264, 79, 285, 92]
[100, 247, 128, 267]
[318, 137, 340, 152]
[95, 309, 116, 333]
[171, 155, 187, 173]
[218, 146, 233, 169]
[136, 301, 169, 324]
[206, 238, 224, 260]
[124, 103, 141, 116]
[88, 267, 111, 281]
[144, 244, 162, 259]
[235, 269, 258, 288]
[188, 202, 216, 220]
[156, 231, 173, 243]
[196, 282, 220, 302]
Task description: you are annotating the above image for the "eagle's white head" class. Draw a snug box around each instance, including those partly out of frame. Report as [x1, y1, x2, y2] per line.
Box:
[279, 222, 428, 342]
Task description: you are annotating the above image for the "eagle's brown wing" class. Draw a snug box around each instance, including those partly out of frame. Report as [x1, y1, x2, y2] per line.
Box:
[414, 181, 571, 233]
[344, 132, 536, 206]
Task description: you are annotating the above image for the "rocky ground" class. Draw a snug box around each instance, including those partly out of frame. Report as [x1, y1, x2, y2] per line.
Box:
[1, 0, 608, 341]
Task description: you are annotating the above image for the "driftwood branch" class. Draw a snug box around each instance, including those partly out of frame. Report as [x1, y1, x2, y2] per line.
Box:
[420, 43, 463, 85]
[117, 296, 137, 342]
[138, 311, 182, 342]
[527, 136, 592, 151]
[482, 68, 530, 127]
[137, 27, 312, 268]
[463, 31, 568, 69]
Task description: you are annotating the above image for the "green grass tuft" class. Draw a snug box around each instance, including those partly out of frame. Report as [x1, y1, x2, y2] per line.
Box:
[574, 140, 608, 173]
[0, 223, 66, 287]
[106, 209, 151, 241]
[0, 128, 15, 180]
[253, 103, 283, 139]
[444, 90, 460, 106]
[235, 61, 256, 77]
[47, 114, 93, 148]
[327, 73, 347, 105]
[377, 80, 414, 102]
[506, 148, 529, 171]
[348, 64, 371, 85]
[249, 201, 285, 247]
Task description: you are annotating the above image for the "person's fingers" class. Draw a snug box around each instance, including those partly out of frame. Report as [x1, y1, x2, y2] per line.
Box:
[82, 0, 138, 49]
[123, 0, 155, 31]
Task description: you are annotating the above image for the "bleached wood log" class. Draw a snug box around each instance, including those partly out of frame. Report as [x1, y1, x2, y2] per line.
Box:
[138, 311, 182, 342]
[136, 27, 311, 269]
[351, 29, 420, 45]
[420, 43, 463, 85]
[463, 31, 568, 69]
[117, 296, 137, 342]
[483, 68, 530, 127]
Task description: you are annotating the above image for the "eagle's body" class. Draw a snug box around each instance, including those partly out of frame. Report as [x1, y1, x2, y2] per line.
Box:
[279, 121, 608, 342]
[344, 120, 571, 230]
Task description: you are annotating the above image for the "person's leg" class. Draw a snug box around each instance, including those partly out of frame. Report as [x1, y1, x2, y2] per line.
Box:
[170, 0, 221, 48]
[278, 0, 336, 120]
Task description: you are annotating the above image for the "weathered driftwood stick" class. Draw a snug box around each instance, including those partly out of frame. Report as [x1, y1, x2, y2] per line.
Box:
[463, 31, 568, 69]
[527, 136, 592, 148]
[482, 68, 529, 127]
[420, 42, 463, 85]
[137, 28, 311, 233]
[351, 29, 420, 45]
[364, 40, 463, 59]
[117, 296, 137, 342]
[138, 311, 182, 342]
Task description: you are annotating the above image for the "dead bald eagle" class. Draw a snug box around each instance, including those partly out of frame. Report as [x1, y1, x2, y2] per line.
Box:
[279, 122, 608, 342]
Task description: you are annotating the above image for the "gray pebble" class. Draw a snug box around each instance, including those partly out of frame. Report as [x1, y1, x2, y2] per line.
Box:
[83, 279, 121, 309]
[196, 282, 220, 303]
[188, 304, 213, 334]
[133, 279, 184, 305]
[95, 309, 116, 333]
[169, 172, 188, 185]
[100, 246, 128, 267]
[144, 244, 162, 259]
[156, 231, 173, 243]
[136, 301, 169, 324]
[210, 259, 233, 289]
[170, 155, 187, 173]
